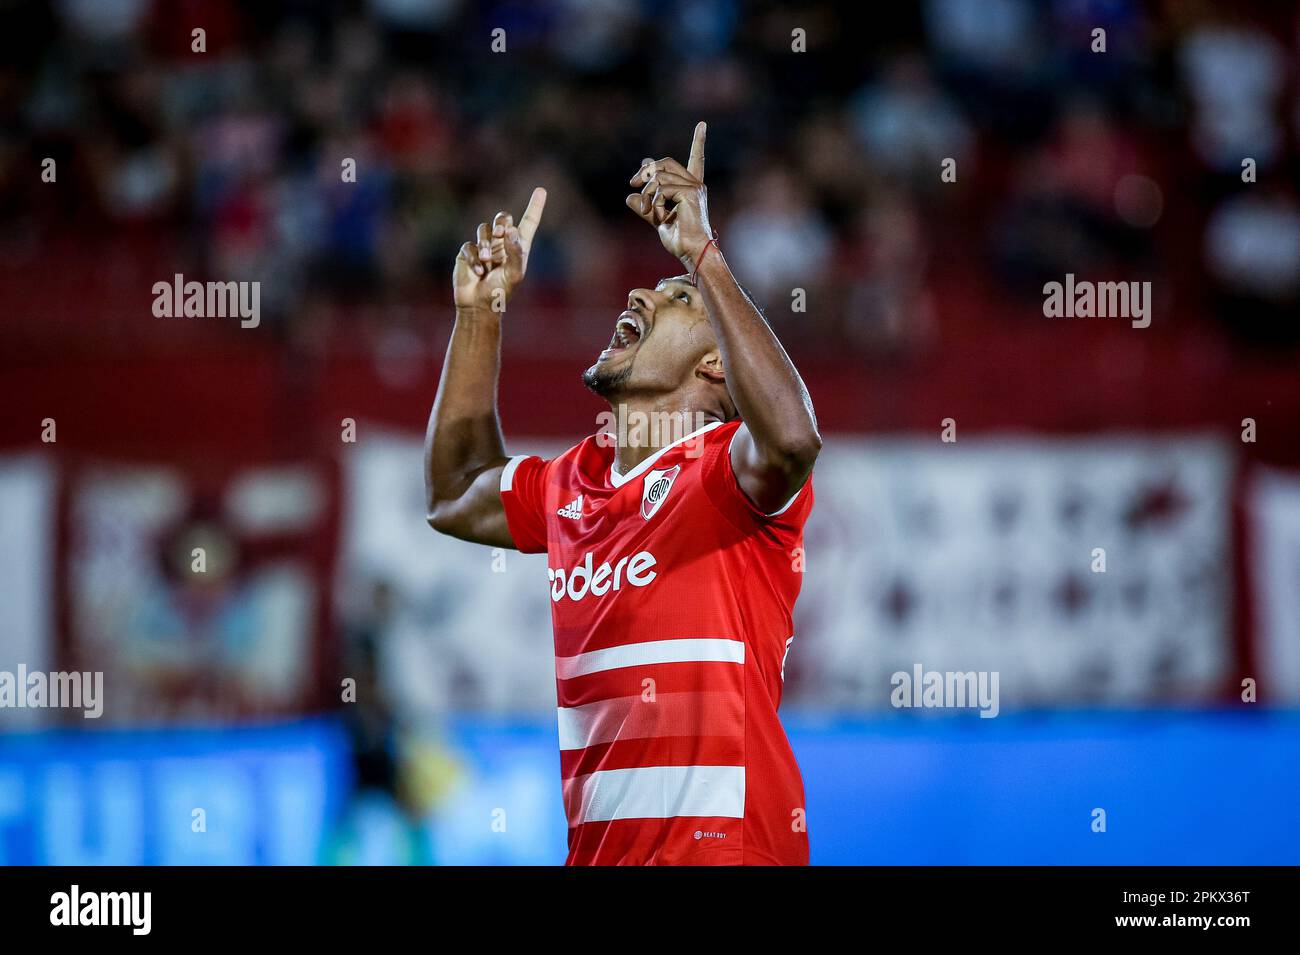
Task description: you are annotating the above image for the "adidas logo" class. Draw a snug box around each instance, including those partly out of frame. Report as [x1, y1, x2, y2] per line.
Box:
[557, 494, 584, 520]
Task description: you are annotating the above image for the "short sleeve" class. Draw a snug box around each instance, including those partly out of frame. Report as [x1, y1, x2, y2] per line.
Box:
[700, 422, 814, 545]
[499, 454, 551, 554]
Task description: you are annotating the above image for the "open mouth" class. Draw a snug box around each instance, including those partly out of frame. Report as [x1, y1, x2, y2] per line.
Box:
[598, 310, 644, 361]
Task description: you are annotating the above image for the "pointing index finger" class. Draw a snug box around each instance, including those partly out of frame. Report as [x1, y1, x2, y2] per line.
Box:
[518, 187, 547, 255]
[687, 121, 706, 180]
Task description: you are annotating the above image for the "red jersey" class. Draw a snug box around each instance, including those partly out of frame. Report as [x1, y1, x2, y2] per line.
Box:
[499, 419, 813, 865]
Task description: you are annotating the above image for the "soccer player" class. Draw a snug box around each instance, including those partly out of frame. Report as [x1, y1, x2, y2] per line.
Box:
[424, 123, 821, 865]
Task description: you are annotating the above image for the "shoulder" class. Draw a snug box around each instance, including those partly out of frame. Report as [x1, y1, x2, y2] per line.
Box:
[507, 433, 612, 475]
[568, 432, 617, 478]
[711, 418, 745, 449]
[697, 419, 815, 538]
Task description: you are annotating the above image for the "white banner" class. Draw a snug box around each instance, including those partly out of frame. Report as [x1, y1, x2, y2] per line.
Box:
[342, 432, 1234, 714]
[797, 435, 1233, 708]
[339, 430, 558, 717]
[1247, 467, 1300, 703]
[0, 455, 56, 727]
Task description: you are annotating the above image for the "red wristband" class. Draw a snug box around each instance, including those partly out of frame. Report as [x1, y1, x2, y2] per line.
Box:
[690, 234, 719, 286]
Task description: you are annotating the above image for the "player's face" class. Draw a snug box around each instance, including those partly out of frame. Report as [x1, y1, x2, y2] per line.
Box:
[583, 276, 716, 398]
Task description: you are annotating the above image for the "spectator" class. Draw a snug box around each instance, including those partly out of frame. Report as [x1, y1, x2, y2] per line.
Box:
[725, 165, 832, 305]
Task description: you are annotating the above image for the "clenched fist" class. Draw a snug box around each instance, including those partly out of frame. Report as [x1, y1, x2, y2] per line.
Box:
[453, 186, 547, 312]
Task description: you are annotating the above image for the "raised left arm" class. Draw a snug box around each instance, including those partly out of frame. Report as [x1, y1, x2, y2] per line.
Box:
[693, 251, 821, 513]
[627, 122, 821, 513]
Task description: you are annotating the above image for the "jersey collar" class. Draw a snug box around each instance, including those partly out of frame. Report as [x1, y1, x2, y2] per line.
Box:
[608, 420, 724, 488]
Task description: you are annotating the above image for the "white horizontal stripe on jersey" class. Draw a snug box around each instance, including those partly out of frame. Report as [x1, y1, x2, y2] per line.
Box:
[555, 637, 744, 680]
[568, 764, 746, 824]
[556, 690, 743, 752]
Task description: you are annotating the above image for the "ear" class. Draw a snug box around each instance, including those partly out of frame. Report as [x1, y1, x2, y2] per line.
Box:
[697, 351, 725, 384]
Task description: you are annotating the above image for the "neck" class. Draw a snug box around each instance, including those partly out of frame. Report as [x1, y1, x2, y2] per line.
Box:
[607, 399, 723, 475]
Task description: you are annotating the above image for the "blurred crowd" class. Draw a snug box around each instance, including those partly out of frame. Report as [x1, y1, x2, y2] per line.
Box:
[2, 0, 1298, 355]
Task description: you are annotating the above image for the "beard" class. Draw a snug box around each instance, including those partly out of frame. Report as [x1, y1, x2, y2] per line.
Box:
[582, 360, 632, 398]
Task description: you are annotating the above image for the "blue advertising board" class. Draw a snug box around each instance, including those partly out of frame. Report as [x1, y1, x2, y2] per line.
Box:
[1, 712, 1296, 865]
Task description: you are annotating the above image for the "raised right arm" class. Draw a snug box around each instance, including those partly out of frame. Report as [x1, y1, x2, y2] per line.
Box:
[424, 188, 546, 548]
